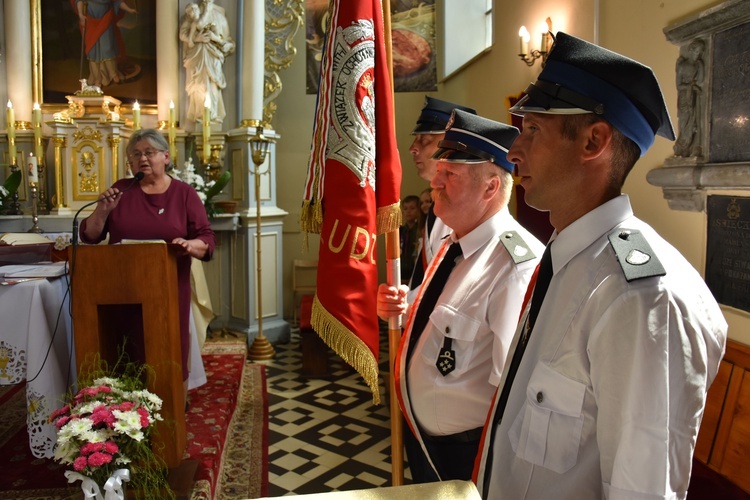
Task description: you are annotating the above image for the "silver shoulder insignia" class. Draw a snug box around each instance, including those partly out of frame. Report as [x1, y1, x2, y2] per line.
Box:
[608, 228, 666, 282]
[499, 231, 536, 264]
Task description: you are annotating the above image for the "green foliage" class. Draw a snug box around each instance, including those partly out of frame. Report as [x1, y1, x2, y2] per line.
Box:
[3, 170, 21, 195]
[0, 170, 21, 211]
[205, 170, 231, 200]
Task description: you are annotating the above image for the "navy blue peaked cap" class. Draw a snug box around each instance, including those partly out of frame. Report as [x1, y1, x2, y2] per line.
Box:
[413, 96, 477, 134]
[432, 109, 519, 172]
[509, 32, 674, 156]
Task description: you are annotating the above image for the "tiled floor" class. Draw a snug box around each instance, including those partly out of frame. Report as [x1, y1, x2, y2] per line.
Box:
[260, 325, 412, 496]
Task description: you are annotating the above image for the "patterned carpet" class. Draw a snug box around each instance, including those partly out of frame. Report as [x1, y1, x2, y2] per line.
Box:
[263, 325, 411, 496]
[188, 342, 268, 499]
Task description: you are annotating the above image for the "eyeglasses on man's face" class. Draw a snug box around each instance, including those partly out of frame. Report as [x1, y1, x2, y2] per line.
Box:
[128, 150, 164, 163]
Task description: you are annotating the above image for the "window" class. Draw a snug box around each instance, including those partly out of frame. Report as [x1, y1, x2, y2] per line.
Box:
[440, 0, 493, 80]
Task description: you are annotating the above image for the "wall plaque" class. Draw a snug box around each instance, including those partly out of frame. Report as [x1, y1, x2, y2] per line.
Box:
[706, 195, 750, 313]
[709, 22, 750, 164]
[648, 0, 750, 212]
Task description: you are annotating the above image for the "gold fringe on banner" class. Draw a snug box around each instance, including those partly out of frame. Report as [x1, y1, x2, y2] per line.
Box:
[311, 295, 381, 405]
[300, 200, 323, 235]
[377, 202, 402, 235]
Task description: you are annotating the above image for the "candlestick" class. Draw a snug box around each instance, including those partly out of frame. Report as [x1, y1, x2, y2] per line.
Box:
[27, 183, 43, 233]
[133, 100, 141, 130]
[27, 154, 38, 184]
[6, 100, 16, 165]
[519, 26, 530, 55]
[203, 95, 211, 165]
[32, 102, 43, 163]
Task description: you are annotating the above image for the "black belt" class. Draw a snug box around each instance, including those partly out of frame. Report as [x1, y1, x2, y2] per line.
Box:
[422, 426, 483, 444]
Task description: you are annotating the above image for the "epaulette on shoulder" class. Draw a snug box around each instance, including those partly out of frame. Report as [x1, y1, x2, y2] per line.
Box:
[607, 228, 666, 282]
[499, 231, 537, 264]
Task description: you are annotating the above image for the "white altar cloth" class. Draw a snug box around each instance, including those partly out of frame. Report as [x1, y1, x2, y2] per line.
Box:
[0, 276, 74, 458]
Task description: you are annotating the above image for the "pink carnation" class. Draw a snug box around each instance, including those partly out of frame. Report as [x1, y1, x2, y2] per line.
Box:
[73, 456, 88, 472]
[87, 451, 113, 468]
[90, 406, 116, 427]
[116, 401, 135, 412]
[96, 385, 112, 393]
[49, 405, 70, 422]
[54, 415, 71, 429]
[80, 442, 105, 456]
[137, 407, 150, 427]
[103, 441, 119, 454]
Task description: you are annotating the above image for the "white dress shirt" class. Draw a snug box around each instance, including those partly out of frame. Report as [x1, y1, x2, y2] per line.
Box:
[477, 195, 727, 500]
[398, 208, 543, 436]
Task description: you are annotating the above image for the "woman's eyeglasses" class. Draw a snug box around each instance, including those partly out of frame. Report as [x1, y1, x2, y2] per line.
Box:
[128, 150, 163, 162]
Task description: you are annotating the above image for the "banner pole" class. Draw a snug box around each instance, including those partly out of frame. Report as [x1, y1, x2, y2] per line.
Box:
[382, 0, 405, 487]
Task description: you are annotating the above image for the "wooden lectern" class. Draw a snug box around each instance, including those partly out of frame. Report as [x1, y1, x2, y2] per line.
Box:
[69, 243, 185, 468]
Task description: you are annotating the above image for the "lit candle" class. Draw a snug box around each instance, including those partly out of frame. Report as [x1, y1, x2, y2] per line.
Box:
[27, 153, 38, 184]
[519, 26, 530, 55]
[539, 22, 550, 52]
[6, 100, 16, 165]
[32, 102, 43, 163]
[132, 100, 141, 130]
[168, 100, 177, 162]
[203, 95, 211, 164]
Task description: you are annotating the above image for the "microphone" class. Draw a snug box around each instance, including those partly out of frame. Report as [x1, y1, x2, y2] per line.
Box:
[71, 172, 145, 248]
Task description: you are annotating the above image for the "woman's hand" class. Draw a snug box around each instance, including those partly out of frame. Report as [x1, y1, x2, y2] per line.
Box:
[81, 186, 121, 241]
[377, 283, 409, 321]
[96, 187, 122, 214]
[172, 238, 208, 259]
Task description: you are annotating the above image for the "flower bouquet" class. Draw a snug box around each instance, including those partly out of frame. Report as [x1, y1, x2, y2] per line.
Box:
[173, 156, 231, 217]
[50, 358, 173, 499]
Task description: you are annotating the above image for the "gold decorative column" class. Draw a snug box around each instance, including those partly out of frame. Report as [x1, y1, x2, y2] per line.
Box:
[108, 135, 121, 180]
[52, 136, 66, 209]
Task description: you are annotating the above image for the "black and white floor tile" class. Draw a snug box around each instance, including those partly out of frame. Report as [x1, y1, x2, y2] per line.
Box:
[260, 325, 411, 496]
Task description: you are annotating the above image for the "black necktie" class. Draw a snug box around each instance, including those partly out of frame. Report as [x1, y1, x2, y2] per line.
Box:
[526, 243, 553, 333]
[407, 242, 462, 361]
[482, 243, 553, 498]
[409, 239, 426, 289]
[426, 203, 437, 235]
[410, 204, 438, 289]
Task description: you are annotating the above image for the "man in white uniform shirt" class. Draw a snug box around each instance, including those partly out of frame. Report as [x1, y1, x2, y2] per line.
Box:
[378, 110, 543, 483]
[408, 97, 476, 290]
[473, 32, 727, 499]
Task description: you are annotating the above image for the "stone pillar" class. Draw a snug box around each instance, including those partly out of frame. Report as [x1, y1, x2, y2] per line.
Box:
[241, 0, 265, 123]
[4, 1, 33, 123]
[156, 0, 180, 123]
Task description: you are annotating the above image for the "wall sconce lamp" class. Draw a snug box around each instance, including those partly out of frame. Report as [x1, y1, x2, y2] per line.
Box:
[518, 18, 554, 66]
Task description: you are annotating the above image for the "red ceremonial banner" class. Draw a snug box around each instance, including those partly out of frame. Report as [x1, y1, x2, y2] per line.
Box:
[301, 0, 402, 404]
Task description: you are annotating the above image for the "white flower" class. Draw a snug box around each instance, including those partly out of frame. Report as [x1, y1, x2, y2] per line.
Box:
[0, 186, 8, 197]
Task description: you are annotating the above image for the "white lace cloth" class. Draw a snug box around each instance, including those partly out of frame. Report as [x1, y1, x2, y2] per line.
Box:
[0, 276, 74, 458]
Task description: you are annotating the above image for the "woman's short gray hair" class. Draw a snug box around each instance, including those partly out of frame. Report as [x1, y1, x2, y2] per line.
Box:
[126, 129, 170, 163]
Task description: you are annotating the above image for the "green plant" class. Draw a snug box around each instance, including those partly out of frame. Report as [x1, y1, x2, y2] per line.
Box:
[0, 170, 21, 212]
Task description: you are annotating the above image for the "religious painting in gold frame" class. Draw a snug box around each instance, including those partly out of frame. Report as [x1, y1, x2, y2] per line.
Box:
[31, 0, 157, 111]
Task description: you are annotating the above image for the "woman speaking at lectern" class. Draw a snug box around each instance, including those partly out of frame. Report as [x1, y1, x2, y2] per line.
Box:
[80, 128, 215, 395]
